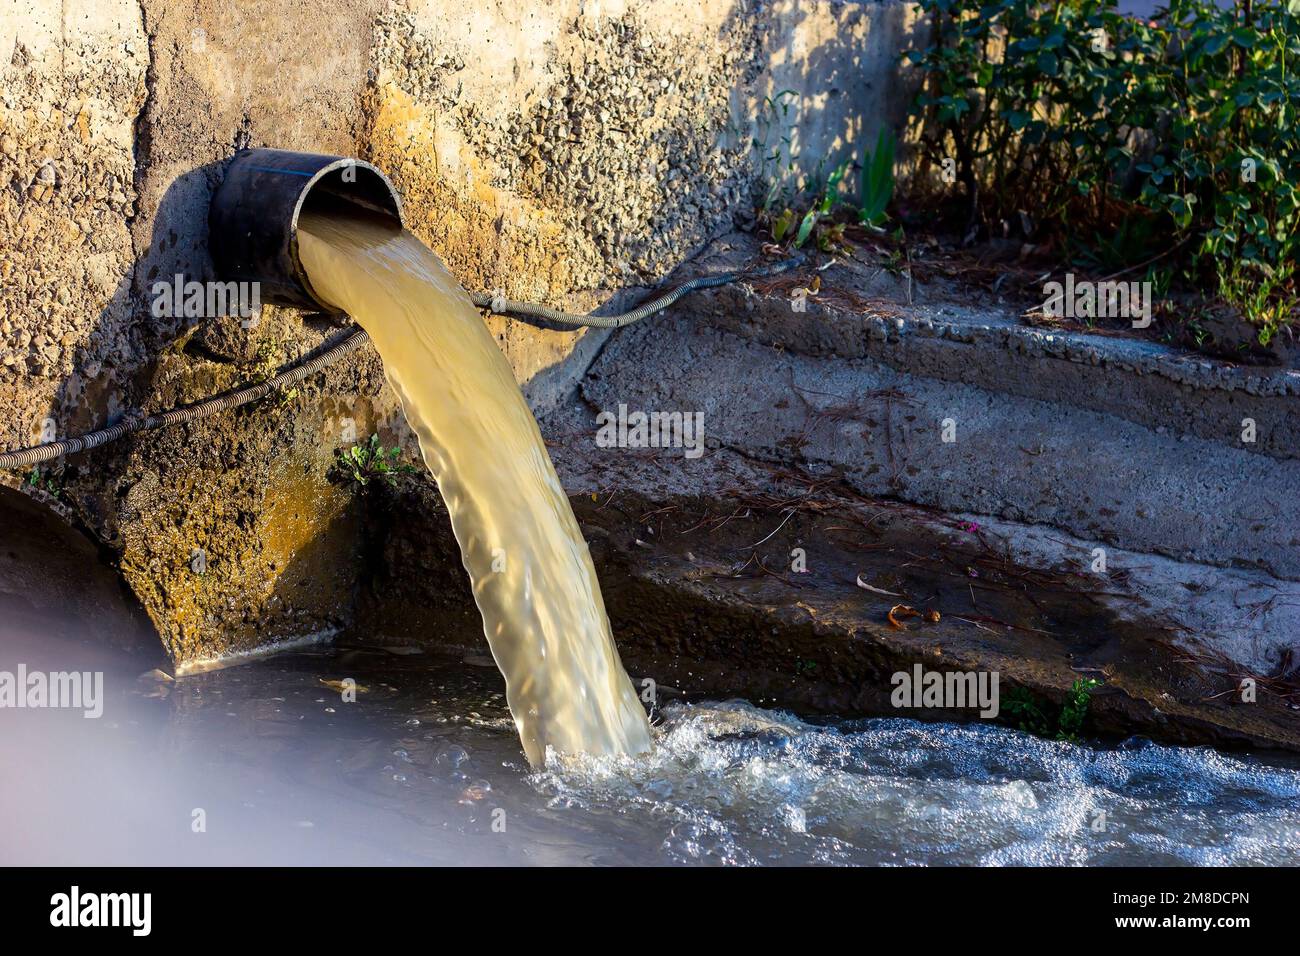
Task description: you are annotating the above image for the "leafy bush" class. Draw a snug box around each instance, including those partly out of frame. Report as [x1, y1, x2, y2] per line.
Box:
[907, 0, 1299, 342]
[1002, 678, 1099, 742]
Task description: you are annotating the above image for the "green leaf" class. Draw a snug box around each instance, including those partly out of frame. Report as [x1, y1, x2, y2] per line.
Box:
[794, 209, 819, 248]
[772, 208, 793, 242]
[858, 127, 896, 226]
[819, 162, 850, 214]
[1203, 34, 1230, 56]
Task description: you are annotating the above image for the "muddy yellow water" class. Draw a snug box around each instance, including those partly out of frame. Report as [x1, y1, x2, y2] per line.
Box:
[297, 207, 651, 766]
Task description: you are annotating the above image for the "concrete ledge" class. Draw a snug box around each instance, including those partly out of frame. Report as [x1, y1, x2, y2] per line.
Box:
[354, 441, 1300, 755]
[586, 315, 1300, 579]
[679, 234, 1300, 462]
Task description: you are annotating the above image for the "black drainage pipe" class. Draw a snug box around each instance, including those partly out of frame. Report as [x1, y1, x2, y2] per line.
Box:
[208, 148, 403, 312]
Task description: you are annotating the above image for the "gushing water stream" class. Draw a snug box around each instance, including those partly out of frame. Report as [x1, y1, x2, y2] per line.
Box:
[297, 206, 650, 766]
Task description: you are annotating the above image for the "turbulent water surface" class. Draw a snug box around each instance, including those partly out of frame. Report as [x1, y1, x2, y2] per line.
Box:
[5, 637, 1298, 866]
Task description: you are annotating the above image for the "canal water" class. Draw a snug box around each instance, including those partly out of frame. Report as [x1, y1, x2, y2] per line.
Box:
[4, 632, 1297, 866]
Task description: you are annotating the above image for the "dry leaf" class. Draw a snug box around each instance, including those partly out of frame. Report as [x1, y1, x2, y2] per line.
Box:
[888, 604, 920, 628]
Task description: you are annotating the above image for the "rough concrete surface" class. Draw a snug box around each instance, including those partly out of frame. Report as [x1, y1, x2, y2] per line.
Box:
[356, 424, 1300, 753]
[684, 233, 1300, 461]
[1, 0, 1295, 753]
[585, 313, 1300, 578]
[1, 0, 916, 663]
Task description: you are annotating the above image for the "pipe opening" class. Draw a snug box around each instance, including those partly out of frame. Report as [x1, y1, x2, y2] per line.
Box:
[292, 162, 403, 311]
[209, 148, 403, 313]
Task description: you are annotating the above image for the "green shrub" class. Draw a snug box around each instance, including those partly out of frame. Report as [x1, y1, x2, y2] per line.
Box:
[1002, 678, 1100, 742]
[907, 0, 1299, 342]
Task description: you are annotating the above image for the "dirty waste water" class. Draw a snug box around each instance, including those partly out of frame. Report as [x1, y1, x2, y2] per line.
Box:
[297, 204, 651, 766]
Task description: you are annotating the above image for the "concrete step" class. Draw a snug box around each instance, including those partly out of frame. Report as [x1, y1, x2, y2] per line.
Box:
[356, 438, 1300, 753]
[583, 297, 1300, 581]
[678, 233, 1300, 462]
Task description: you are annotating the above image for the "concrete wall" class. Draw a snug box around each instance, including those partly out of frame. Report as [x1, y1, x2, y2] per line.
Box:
[0, 0, 919, 662]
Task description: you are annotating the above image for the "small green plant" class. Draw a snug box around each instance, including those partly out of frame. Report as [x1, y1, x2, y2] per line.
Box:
[1057, 677, 1100, 742]
[792, 161, 850, 247]
[1002, 678, 1100, 742]
[24, 464, 63, 498]
[755, 91, 867, 250]
[771, 206, 795, 243]
[755, 89, 802, 215]
[335, 434, 419, 487]
[1002, 687, 1052, 737]
[858, 127, 897, 227]
[794, 658, 819, 676]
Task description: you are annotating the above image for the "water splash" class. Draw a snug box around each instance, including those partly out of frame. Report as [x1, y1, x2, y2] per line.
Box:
[534, 700, 1300, 865]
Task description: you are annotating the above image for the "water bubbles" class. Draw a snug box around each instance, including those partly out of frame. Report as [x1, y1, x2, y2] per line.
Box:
[643, 779, 674, 800]
[662, 820, 752, 865]
[435, 744, 470, 772]
[531, 700, 1300, 866]
[664, 821, 707, 859]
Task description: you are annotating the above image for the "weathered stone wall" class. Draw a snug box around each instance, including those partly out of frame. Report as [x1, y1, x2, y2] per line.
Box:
[0, 0, 919, 662]
[1, 0, 146, 446]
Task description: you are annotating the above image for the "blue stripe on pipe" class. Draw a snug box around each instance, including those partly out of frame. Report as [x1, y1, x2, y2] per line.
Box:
[246, 166, 316, 177]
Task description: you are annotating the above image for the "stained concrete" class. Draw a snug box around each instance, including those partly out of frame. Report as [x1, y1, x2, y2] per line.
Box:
[682, 233, 1300, 461]
[1, 0, 916, 663]
[3, 0, 1294, 759]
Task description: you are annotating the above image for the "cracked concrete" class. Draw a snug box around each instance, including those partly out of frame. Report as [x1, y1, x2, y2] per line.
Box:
[683, 234, 1300, 461]
[586, 311, 1300, 579]
[356, 420, 1300, 754]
